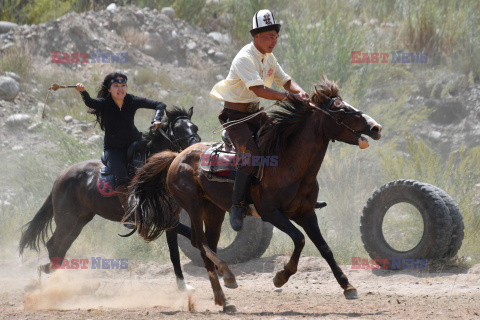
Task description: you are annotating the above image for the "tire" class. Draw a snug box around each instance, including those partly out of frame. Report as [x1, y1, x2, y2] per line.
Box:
[360, 179, 453, 268]
[252, 221, 274, 259]
[425, 184, 464, 259]
[177, 209, 272, 266]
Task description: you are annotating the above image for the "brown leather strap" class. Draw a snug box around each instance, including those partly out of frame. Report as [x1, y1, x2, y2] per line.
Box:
[224, 101, 259, 113]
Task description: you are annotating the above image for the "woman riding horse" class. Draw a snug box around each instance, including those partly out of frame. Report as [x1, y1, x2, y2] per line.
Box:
[76, 71, 166, 227]
[19, 105, 200, 290]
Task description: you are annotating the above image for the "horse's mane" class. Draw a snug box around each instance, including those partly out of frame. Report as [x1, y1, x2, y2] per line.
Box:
[164, 106, 191, 125]
[258, 78, 339, 157]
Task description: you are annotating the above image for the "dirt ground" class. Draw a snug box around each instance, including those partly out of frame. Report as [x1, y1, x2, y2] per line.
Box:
[1, 254, 479, 320]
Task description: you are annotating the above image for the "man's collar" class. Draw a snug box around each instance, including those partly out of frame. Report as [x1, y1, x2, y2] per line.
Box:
[250, 42, 266, 60]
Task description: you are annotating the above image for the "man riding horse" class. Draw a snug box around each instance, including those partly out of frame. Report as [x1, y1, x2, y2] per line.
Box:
[210, 9, 318, 231]
[127, 10, 382, 312]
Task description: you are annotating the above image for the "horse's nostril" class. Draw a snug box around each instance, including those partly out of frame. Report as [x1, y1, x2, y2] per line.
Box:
[371, 125, 382, 133]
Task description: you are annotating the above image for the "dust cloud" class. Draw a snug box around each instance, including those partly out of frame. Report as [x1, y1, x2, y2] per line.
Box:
[23, 267, 193, 311]
[23, 268, 191, 310]
[0, 248, 192, 312]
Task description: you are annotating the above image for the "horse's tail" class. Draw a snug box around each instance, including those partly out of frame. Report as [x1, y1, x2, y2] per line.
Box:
[129, 150, 180, 241]
[19, 192, 54, 255]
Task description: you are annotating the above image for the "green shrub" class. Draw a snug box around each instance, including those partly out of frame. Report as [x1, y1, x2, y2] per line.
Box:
[25, 0, 73, 24]
[0, 46, 32, 80]
[172, 0, 207, 25]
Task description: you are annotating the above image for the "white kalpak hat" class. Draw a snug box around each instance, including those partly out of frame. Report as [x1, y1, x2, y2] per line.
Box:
[250, 9, 281, 36]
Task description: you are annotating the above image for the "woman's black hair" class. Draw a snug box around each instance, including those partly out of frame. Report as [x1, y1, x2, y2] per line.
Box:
[88, 71, 128, 130]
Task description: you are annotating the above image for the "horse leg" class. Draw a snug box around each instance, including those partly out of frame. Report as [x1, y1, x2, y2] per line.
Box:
[295, 212, 358, 299]
[171, 222, 191, 239]
[203, 205, 237, 289]
[42, 215, 92, 274]
[262, 208, 305, 288]
[165, 229, 194, 291]
[190, 214, 236, 313]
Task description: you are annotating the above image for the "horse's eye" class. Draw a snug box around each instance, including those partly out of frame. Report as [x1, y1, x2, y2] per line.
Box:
[333, 102, 344, 111]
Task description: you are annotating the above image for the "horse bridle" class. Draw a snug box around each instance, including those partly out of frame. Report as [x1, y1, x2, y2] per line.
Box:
[164, 116, 200, 151]
[308, 96, 364, 140]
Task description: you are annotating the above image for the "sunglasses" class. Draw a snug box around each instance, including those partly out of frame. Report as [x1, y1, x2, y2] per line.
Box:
[110, 78, 127, 85]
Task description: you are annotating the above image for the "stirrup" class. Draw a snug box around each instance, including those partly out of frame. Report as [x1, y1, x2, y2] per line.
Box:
[121, 212, 136, 230]
[231, 203, 246, 210]
[315, 201, 327, 209]
[121, 222, 136, 230]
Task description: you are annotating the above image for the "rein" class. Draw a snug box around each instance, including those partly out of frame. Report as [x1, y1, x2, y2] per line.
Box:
[210, 94, 363, 141]
[308, 98, 363, 140]
[156, 127, 181, 151]
[160, 116, 200, 151]
[212, 101, 279, 134]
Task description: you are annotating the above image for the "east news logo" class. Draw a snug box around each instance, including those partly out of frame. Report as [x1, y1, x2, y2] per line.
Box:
[351, 257, 428, 270]
[51, 257, 128, 269]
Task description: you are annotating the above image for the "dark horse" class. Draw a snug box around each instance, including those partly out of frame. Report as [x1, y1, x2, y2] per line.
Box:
[128, 78, 382, 311]
[19, 106, 200, 290]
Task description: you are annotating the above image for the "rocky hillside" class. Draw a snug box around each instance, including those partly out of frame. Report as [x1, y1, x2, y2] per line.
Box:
[1, 3, 480, 192]
[0, 4, 235, 207]
[0, 4, 233, 143]
[412, 85, 480, 157]
[2, 5, 231, 67]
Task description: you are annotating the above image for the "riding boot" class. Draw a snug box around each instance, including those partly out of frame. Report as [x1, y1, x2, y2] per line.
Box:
[315, 201, 327, 209]
[230, 170, 251, 232]
[117, 185, 136, 229]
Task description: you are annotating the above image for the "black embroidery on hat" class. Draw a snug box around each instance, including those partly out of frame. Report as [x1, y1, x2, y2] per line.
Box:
[263, 13, 272, 25]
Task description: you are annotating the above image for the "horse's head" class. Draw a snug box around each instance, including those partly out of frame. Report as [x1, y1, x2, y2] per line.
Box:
[164, 106, 201, 150]
[310, 78, 381, 148]
[145, 106, 201, 153]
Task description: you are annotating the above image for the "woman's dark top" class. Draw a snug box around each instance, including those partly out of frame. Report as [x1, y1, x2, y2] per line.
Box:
[80, 91, 166, 149]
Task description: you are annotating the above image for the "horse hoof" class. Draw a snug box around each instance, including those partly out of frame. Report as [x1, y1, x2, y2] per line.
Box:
[223, 278, 238, 289]
[344, 288, 359, 300]
[223, 304, 237, 313]
[273, 272, 287, 288]
[183, 284, 195, 292]
[37, 263, 51, 276]
[177, 279, 195, 292]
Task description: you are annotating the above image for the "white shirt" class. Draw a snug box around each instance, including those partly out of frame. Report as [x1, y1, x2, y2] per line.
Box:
[210, 42, 291, 103]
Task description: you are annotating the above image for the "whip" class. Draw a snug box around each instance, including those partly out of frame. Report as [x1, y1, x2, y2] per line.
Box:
[42, 84, 77, 118]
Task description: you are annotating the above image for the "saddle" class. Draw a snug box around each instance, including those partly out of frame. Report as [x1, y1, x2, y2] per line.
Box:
[96, 140, 147, 197]
[199, 131, 326, 217]
[199, 131, 266, 183]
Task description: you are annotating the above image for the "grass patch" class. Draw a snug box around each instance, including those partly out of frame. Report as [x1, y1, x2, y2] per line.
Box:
[0, 46, 33, 80]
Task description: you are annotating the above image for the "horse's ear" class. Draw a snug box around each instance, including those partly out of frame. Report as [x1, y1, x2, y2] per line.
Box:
[187, 107, 193, 119]
[314, 86, 329, 102]
[313, 86, 322, 103]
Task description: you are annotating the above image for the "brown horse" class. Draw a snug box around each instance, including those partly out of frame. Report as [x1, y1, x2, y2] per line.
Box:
[19, 107, 200, 290]
[129, 78, 382, 311]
